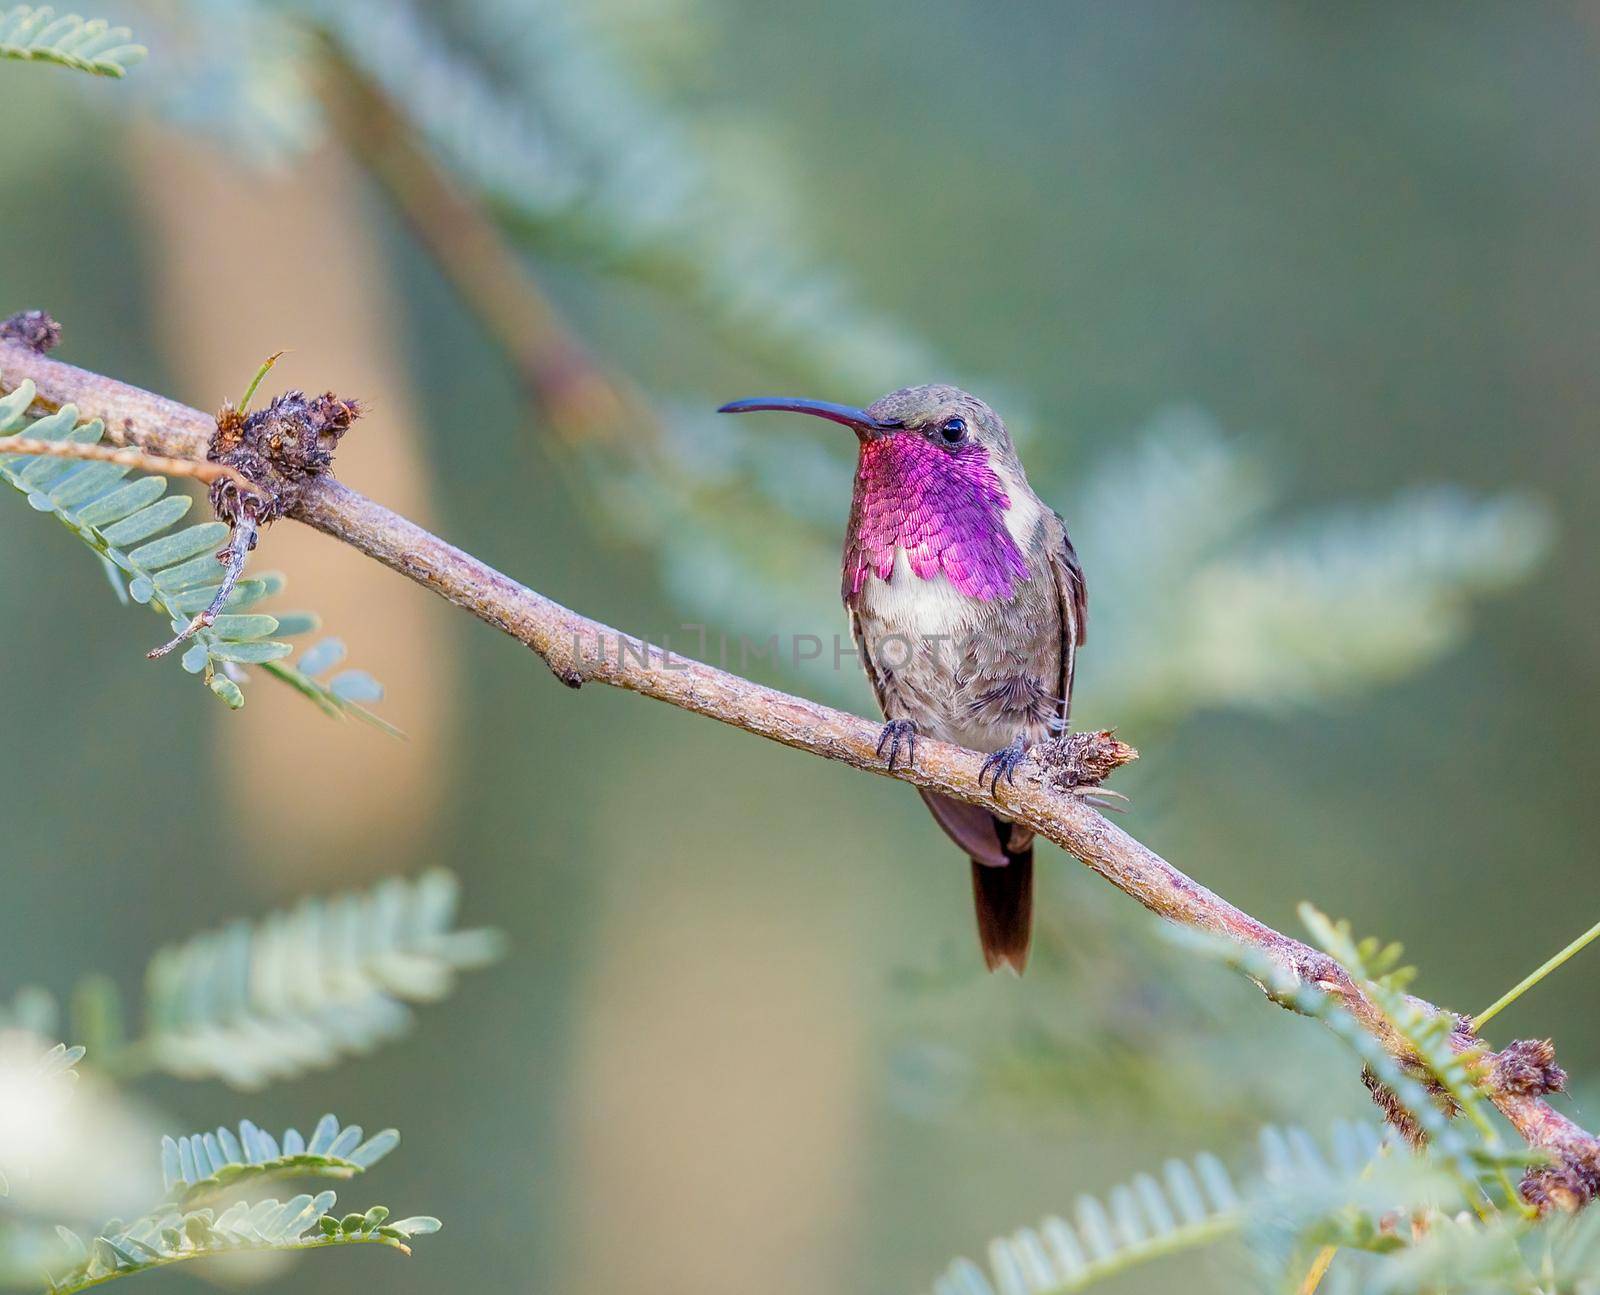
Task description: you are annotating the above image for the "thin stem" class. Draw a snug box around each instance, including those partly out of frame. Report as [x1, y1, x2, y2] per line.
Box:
[238, 350, 285, 414]
[147, 515, 258, 659]
[1474, 916, 1600, 1031]
[1297, 1245, 1337, 1295]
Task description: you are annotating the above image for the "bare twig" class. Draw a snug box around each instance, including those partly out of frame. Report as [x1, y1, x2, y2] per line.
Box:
[3, 335, 1597, 1203]
[0, 435, 266, 498]
[146, 517, 258, 659]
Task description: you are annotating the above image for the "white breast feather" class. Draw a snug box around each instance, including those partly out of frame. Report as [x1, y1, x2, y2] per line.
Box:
[860, 549, 973, 639]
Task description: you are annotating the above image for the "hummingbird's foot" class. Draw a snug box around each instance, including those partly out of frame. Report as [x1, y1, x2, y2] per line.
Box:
[979, 735, 1030, 796]
[876, 718, 919, 772]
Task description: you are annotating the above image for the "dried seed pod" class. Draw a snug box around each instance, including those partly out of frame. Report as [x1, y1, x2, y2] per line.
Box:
[0, 309, 62, 353]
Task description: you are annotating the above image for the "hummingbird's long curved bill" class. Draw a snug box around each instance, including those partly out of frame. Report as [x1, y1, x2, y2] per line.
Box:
[716, 397, 895, 435]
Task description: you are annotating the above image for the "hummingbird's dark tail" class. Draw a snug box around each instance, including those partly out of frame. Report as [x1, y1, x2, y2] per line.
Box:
[918, 789, 1035, 974]
[970, 848, 1033, 975]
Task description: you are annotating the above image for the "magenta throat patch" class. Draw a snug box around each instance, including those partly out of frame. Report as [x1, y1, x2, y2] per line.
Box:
[843, 433, 1028, 603]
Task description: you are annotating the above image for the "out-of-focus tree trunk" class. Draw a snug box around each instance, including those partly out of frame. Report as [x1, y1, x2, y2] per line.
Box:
[131, 124, 454, 878]
[568, 872, 865, 1295]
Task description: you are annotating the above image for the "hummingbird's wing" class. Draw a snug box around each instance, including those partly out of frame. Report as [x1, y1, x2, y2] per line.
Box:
[1049, 513, 1088, 727]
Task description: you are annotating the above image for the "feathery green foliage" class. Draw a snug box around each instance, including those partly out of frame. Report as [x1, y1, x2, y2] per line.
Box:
[0, 5, 143, 76]
[1362, 1212, 1529, 1295]
[126, 868, 503, 1087]
[1300, 910, 1490, 1126]
[1355, 1207, 1600, 1295]
[927, 1122, 1459, 1295]
[932, 1145, 1245, 1295]
[0, 881, 487, 1289]
[48, 1193, 435, 1294]
[160, 1114, 398, 1207]
[0, 377, 389, 720]
[1145, 920, 1576, 1290]
[1521, 1210, 1600, 1295]
[1298, 904, 1532, 1213]
[47, 1111, 438, 1294]
[0, 870, 505, 1089]
[929, 1040, 1553, 1295]
[1070, 409, 1554, 729]
[260, 636, 397, 734]
[1171, 924, 1507, 1199]
[305, 0, 930, 389]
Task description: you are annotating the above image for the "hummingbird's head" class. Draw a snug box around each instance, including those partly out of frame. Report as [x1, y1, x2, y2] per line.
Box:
[718, 385, 1034, 602]
[717, 383, 1021, 471]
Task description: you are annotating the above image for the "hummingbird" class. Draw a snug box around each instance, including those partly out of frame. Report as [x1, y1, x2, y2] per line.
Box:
[719, 385, 1086, 974]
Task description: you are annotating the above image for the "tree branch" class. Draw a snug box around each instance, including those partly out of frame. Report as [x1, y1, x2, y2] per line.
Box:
[3, 334, 1596, 1201]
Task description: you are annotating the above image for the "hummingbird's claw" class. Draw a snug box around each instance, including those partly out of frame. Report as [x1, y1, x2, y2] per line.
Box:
[876, 718, 919, 772]
[979, 735, 1030, 797]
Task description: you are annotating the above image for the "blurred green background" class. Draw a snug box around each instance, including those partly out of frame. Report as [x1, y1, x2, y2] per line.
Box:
[3, 2, 1599, 1292]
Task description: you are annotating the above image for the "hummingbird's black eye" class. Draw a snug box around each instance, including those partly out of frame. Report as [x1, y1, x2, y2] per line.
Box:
[938, 416, 967, 444]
